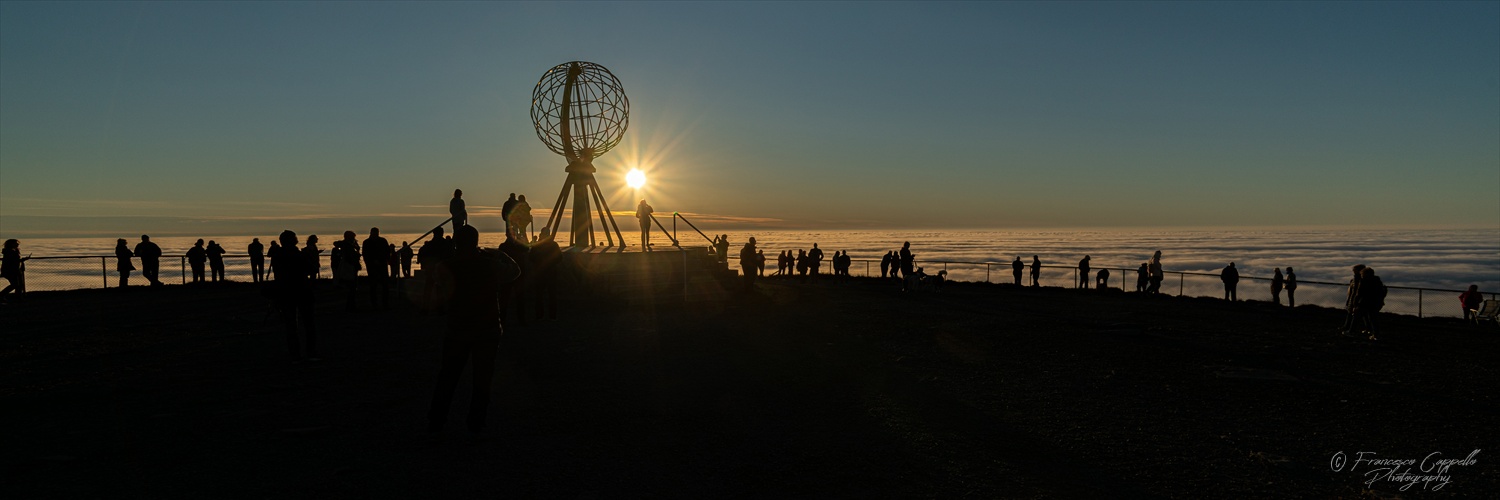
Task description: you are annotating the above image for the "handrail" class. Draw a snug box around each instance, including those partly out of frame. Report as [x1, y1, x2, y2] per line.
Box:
[672, 212, 716, 247]
[409, 217, 454, 247]
[648, 213, 679, 246]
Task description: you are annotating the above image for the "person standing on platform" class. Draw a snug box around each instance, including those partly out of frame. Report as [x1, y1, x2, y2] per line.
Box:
[499, 231, 530, 327]
[636, 199, 653, 250]
[271, 230, 317, 362]
[427, 224, 519, 436]
[302, 235, 322, 280]
[334, 231, 362, 311]
[1147, 251, 1163, 294]
[1220, 262, 1239, 301]
[1012, 256, 1024, 285]
[757, 249, 767, 276]
[1460, 285, 1483, 321]
[513, 195, 533, 241]
[530, 228, 562, 320]
[1285, 267, 1297, 307]
[450, 189, 468, 228]
[114, 238, 135, 287]
[1078, 255, 1091, 289]
[420, 227, 452, 312]
[881, 251, 892, 279]
[363, 228, 391, 310]
[899, 242, 914, 285]
[1135, 263, 1148, 292]
[1355, 267, 1386, 340]
[1338, 264, 1366, 336]
[400, 242, 414, 278]
[807, 243, 824, 276]
[1096, 268, 1110, 290]
[501, 193, 519, 235]
[248, 238, 265, 282]
[740, 237, 759, 291]
[1030, 255, 1041, 287]
[135, 235, 162, 286]
[206, 240, 226, 282]
[1271, 268, 1285, 305]
[0, 239, 28, 297]
[187, 239, 207, 284]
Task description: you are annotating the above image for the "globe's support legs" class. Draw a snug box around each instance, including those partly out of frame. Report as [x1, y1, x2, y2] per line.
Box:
[542, 172, 625, 249]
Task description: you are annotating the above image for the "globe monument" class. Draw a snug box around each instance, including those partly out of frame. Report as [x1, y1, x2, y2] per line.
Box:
[531, 61, 630, 248]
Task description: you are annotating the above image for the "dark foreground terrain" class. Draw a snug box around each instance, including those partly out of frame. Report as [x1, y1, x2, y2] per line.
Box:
[2, 277, 1495, 498]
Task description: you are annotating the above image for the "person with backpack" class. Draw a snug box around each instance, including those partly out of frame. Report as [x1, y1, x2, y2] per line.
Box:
[1355, 267, 1387, 340]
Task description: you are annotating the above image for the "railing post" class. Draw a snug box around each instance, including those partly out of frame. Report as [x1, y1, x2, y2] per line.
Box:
[101, 257, 107, 288]
[986, 264, 990, 283]
[1178, 273, 1184, 296]
[181, 257, 186, 284]
[866, 261, 870, 277]
[1418, 289, 1423, 318]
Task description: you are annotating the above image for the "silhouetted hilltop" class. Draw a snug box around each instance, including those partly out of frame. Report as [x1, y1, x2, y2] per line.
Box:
[1, 278, 1494, 497]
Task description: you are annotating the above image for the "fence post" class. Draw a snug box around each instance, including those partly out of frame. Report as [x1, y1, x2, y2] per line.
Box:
[1418, 289, 1423, 318]
[181, 257, 186, 284]
[1179, 273, 1184, 296]
[986, 264, 990, 283]
[865, 261, 869, 277]
[101, 257, 107, 288]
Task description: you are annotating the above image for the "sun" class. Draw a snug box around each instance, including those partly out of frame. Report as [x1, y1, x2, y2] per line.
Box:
[626, 168, 646, 189]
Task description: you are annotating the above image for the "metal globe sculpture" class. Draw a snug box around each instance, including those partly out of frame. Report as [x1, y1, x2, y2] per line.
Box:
[530, 61, 630, 248]
[531, 62, 629, 162]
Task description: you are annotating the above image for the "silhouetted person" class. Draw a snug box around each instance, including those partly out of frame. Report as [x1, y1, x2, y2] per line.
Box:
[450, 189, 468, 228]
[530, 228, 562, 320]
[206, 240, 226, 282]
[796, 249, 808, 277]
[1271, 268, 1284, 305]
[302, 235, 321, 280]
[1135, 263, 1148, 292]
[1078, 255, 1091, 289]
[501, 193, 519, 236]
[880, 251, 892, 279]
[420, 227, 453, 312]
[499, 232, 530, 326]
[899, 242, 914, 284]
[114, 238, 135, 287]
[267, 241, 280, 277]
[1220, 262, 1239, 301]
[740, 237, 759, 291]
[757, 249, 766, 276]
[1354, 267, 1386, 340]
[636, 199, 653, 249]
[1147, 251, 1163, 294]
[187, 239, 207, 283]
[248, 238, 265, 282]
[1285, 267, 1297, 307]
[400, 242, 414, 278]
[1030, 255, 1040, 287]
[271, 230, 317, 362]
[1338, 264, 1366, 336]
[0, 239, 26, 297]
[513, 195, 533, 241]
[388, 243, 399, 282]
[1012, 257, 1023, 285]
[807, 243, 824, 276]
[363, 227, 391, 309]
[1096, 268, 1110, 290]
[428, 224, 519, 435]
[714, 235, 730, 264]
[1460, 285, 1483, 321]
[135, 235, 162, 286]
[333, 231, 361, 311]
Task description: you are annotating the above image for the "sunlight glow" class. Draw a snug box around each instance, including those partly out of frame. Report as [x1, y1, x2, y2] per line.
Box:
[626, 168, 646, 189]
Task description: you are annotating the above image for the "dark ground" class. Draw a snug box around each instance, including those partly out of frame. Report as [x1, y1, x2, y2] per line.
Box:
[1, 276, 1495, 498]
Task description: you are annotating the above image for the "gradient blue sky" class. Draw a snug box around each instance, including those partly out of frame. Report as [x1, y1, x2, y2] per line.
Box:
[2, 1, 1497, 236]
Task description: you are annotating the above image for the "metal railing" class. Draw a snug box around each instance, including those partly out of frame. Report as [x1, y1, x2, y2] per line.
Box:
[8, 250, 1493, 320]
[727, 256, 1496, 320]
